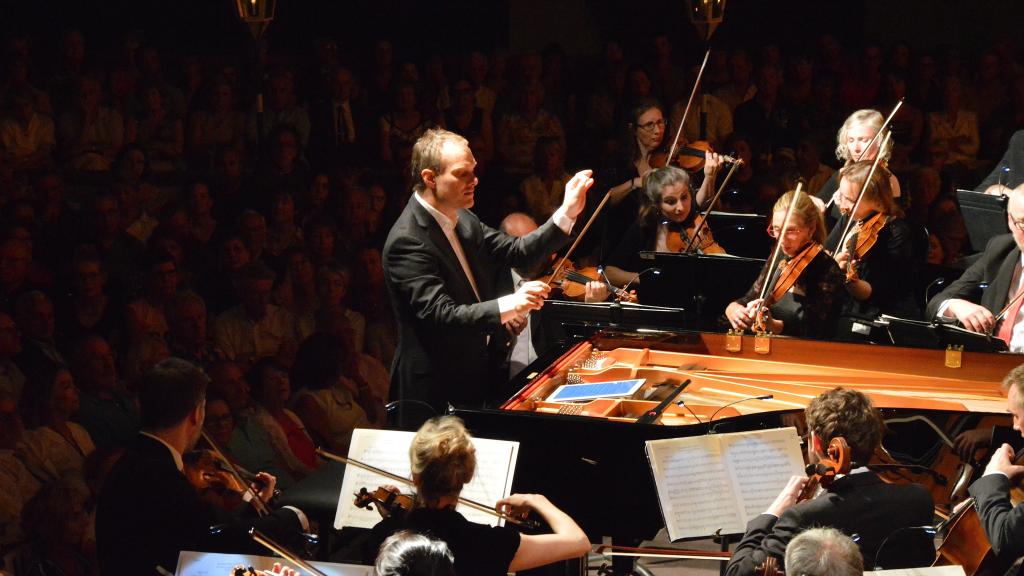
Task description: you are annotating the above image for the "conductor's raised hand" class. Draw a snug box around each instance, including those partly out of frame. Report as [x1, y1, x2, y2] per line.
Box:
[561, 169, 595, 220]
[510, 280, 551, 315]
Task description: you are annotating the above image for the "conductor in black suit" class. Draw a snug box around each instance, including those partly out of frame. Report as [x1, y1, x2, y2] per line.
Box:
[382, 128, 593, 423]
[725, 388, 934, 576]
[96, 358, 307, 576]
[926, 189, 1024, 349]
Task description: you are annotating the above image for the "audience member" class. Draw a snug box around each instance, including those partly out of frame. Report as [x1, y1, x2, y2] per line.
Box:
[212, 262, 298, 365]
[70, 335, 138, 450]
[249, 358, 319, 479]
[0, 391, 41, 548]
[19, 364, 95, 480]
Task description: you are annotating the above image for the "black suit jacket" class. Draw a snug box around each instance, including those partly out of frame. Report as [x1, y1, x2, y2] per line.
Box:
[969, 472, 1024, 566]
[382, 197, 570, 418]
[96, 434, 303, 576]
[926, 233, 1019, 318]
[979, 130, 1024, 190]
[725, 472, 934, 576]
[307, 97, 373, 169]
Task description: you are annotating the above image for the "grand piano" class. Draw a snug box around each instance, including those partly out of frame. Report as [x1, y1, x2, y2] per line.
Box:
[455, 324, 1021, 564]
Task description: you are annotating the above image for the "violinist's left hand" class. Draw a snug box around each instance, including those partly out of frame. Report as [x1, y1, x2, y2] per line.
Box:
[584, 281, 609, 303]
[766, 475, 808, 517]
[268, 563, 299, 576]
[560, 169, 595, 220]
[704, 152, 723, 177]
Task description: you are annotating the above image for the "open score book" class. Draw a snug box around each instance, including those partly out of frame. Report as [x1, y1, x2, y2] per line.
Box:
[334, 428, 520, 530]
[646, 427, 806, 541]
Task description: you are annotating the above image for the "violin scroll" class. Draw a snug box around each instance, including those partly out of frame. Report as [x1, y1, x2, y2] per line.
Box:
[798, 437, 852, 501]
[354, 486, 414, 520]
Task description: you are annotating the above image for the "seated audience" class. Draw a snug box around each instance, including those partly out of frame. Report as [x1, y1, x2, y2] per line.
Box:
[14, 479, 94, 576]
[70, 335, 138, 451]
[250, 358, 319, 479]
[19, 364, 94, 480]
[212, 262, 298, 366]
[0, 391, 41, 548]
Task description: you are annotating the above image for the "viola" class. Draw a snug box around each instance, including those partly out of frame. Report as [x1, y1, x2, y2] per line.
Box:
[354, 486, 415, 520]
[185, 449, 252, 510]
[649, 141, 740, 174]
[842, 213, 889, 284]
[797, 436, 852, 502]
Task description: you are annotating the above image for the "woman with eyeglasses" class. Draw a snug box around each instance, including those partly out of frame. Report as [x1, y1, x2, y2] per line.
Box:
[596, 98, 724, 259]
[604, 166, 725, 288]
[828, 161, 921, 338]
[725, 190, 846, 339]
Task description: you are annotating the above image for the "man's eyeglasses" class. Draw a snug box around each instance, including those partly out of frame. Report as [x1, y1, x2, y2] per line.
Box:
[637, 119, 665, 132]
[1011, 216, 1024, 233]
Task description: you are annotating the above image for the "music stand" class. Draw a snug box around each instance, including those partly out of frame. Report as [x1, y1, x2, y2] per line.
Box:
[957, 189, 1009, 253]
[639, 252, 764, 329]
[704, 211, 770, 259]
[882, 315, 1009, 353]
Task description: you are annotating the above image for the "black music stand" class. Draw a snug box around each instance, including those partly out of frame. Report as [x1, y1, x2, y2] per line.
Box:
[957, 189, 1009, 253]
[883, 315, 1009, 353]
[639, 252, 764, 330]
[704, 211, 770, 259]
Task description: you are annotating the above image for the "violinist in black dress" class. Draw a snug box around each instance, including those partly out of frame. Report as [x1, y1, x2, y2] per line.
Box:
[362, 416, 589, 576]
[829, 161, 922, 339]
[604, 165, 725, 288]
[725, 190, 846, 340]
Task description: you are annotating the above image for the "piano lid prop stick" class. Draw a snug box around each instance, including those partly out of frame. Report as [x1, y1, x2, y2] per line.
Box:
[636, 379, 691, 425]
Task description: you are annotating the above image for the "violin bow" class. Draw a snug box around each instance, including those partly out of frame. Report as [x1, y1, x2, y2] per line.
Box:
[316, 448, 541, 530]
[836, 131, 893, 255]
[200, 430, 270, 516]
[547, 189, 611, 291]
[681, 159, 742, 253]
[250, 528, 328, 576]
[989, 286, 1024, 336]
[824, 98, 903, 210]
[666, 49, 711, 164]
[755, 184, 804, 325]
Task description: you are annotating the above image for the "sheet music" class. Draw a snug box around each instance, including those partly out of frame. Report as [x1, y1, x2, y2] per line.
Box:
[333, 428, 519, 530]
[646, 427, 805, 541]
[176, 550, 370, 576]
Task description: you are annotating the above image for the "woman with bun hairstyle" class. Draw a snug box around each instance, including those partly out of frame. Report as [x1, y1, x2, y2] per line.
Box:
[365, 416, 589, 575]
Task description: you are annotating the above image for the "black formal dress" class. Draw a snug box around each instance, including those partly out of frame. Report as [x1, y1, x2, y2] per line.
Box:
[926, 234, 1019, 319]
[365, 507, 521, 576]
[96, 434, 304, 576]
[733, 246, 846, 340]
[382, 196, 570, 420]
[725, 472, 935, 576]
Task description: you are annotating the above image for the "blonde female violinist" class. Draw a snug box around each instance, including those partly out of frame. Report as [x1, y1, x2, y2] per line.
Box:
[604, 165, 725, 288]
[829, 160, 921, 339]
[725, 190, 846, 339]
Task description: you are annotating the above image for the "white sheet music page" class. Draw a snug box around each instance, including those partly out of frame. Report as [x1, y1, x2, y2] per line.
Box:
[333, 428, 519, 530]
[646, 427, 804, 541]
[176, 550, 371, 575]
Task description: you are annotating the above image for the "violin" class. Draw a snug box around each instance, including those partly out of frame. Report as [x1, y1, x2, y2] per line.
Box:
[841, 212, 889, 284]
[664, 217, 725, 255]
[185, 448, 277, 512]
[649, 141, 739, 174]
[797, 436, 852, 502]
[752, 242, 822, 333]
[538, 259, 637, 303]
[354, 486, 415, 520]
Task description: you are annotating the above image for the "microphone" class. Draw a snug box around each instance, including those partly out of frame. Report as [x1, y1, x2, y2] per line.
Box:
[622, 267, 662, 293]
[707, 394, 773, 434]
[675, 398, 704, 424]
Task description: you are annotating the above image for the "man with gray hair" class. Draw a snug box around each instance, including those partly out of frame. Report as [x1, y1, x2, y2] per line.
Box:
[784, 527, 862, 576]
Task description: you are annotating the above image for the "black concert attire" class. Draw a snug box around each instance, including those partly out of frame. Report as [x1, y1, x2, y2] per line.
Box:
[969, 472, 1024, 568]
[96, 433, 305, 576]
[926, 234, 1019, 319]
[382, 194, 570, 424]
[725, 471, 935, 576]
[826, 213, 922, 331]
[733, 245, 846, 340]
[365, 508, 521, 576]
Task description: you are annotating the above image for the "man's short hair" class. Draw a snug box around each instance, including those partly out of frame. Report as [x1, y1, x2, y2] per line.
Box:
[805, 387, 882, 464]
[236, 261, 276, 286]
[784, 527, 863, 576]
[138, 358, 209, 431]
[410, 128, 468, 193]
[1003, 364, 1024, 409]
